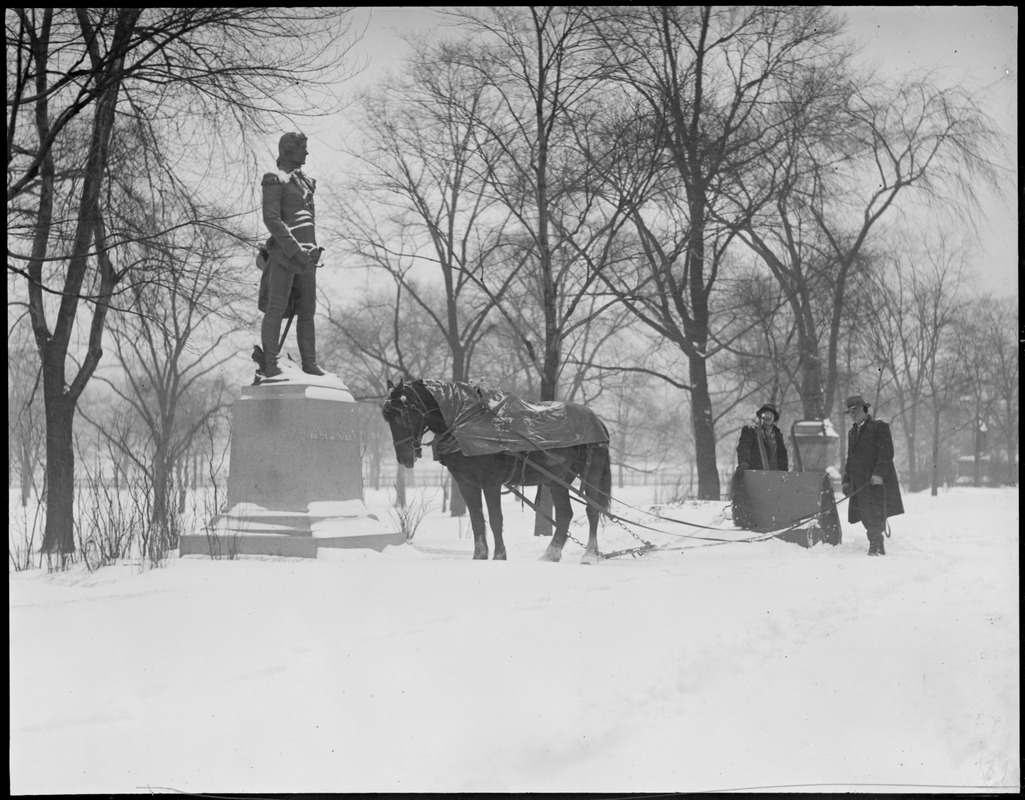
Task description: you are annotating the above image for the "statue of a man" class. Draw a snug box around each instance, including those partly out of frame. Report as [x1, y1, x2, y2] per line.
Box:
[259, 132, 325, 378]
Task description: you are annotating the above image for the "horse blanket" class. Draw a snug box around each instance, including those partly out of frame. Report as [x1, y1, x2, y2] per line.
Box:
[420, 380, 609, 457]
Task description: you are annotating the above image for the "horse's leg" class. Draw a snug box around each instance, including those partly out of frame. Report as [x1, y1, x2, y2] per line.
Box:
[483, 485, 506, 560]
[539, 484, 573, 562]
[580, 446, 609, 565]
[457, 479, 489, 560]
[581, 487, 601, 565]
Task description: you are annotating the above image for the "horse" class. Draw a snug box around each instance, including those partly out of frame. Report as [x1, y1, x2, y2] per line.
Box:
[381, 378, 613, 564]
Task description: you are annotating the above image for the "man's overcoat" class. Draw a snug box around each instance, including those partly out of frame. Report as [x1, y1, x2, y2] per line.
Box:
[843, 416, 905, 524]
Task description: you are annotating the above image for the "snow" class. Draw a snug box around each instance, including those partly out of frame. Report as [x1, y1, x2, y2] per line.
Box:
[9, 484, 1020, 794]
[256, 359, 352, 394]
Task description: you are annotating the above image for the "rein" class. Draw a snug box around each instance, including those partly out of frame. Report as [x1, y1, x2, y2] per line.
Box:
[477, 401, 865, 553]
[385, 397, 429, 453]
[390, 381, 866, 560]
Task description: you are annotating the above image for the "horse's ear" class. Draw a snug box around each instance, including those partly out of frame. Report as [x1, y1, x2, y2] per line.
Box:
[387, 379, 395, 391]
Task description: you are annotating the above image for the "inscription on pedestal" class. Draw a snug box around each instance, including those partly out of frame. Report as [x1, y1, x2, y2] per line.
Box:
[226, 383, 364, 511]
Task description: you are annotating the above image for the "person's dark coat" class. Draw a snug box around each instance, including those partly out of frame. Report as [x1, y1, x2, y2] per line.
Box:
[843, 416, 905, 524]
[736, 423, 789, 471]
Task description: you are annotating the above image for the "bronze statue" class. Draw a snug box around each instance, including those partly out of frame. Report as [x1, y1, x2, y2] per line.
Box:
[258, 132, 325, 378]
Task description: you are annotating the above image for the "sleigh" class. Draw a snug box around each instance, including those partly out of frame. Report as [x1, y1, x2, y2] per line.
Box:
[730, 419, 843, 548]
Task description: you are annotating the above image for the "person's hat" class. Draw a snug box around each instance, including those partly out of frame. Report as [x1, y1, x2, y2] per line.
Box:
[845, 394, 868, 412]
[278, 132, 307, 157]
[756, 403, 779, 422]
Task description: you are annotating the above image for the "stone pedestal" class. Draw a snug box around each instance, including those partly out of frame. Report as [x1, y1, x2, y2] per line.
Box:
[180, 369, 404, 558]
[790, 419, 839, 472]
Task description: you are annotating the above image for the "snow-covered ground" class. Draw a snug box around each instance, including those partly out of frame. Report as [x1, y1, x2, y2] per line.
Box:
[9, 484, 1020, 794]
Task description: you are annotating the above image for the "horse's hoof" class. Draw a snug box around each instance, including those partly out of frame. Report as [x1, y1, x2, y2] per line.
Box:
[580, 550, 599, 565]
[472, 552, 488, 560]
[493, 551, 507, 561]
[539, 547, 562, 563]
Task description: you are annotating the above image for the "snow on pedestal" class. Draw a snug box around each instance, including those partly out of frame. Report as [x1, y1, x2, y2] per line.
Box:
[180, 364, 404, 558]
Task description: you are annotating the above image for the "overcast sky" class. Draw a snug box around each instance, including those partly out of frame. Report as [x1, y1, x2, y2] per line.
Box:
[323, 6, 1018, 293]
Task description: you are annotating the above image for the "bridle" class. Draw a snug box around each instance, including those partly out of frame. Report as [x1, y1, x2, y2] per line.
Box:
[385, 388, 433, 458]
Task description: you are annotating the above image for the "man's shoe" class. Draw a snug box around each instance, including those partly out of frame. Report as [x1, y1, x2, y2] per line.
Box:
[302, 364, 325, 376]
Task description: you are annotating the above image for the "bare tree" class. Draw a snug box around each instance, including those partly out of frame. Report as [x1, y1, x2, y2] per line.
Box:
[585, 6, 846, 499]
[7, 333, 46, 507]
[712, 266, 801, 421]
[335, 40, 514, 385]
[979, 297, 1020, 485]
[924, 352, 967, 495]
[951, 296, 1019, 487]
[736, 70, 1005, 422]
[7, 7, 358, 555]
[320, 282, 451, 498]
[322, 280, 452, 388]
[440, 6, 624, 402]
[866, 239, 967, 491]
[82, 230, 247, 557]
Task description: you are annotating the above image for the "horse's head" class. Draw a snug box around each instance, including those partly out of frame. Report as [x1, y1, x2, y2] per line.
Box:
[382, 378, 429, 469]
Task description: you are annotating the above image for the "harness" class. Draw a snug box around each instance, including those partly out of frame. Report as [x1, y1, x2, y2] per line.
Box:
[385, 395, 430, 457]
[388, 381, 868, 559]
[386, 384, 457, 459]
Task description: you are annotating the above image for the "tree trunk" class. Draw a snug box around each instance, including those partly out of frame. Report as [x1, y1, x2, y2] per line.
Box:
[683, 196, 720, 501]
[797, 328, 826, 420]
[1006, 434, 1017, 486]
[904, 429, 919, 491]
[533, 485, 554, 537]
[689, 355, 720, 501]
[40, 386, 77, 554]
[152, 447, 175, 552]
[972, 416, 982, 487]
[33, 28, 131, 555]
[20, 443, 35, 508]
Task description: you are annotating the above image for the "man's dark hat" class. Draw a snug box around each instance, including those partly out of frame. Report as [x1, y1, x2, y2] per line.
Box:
[845, 394, 868, 412]
[756, 403, 779, 422]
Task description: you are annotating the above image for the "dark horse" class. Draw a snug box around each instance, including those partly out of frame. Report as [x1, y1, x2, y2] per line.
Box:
[382, 379, 612, 564]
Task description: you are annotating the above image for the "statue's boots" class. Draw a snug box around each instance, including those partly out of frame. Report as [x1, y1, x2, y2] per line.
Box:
[295, 317, 324, 376]
[261, 349, 282, 378]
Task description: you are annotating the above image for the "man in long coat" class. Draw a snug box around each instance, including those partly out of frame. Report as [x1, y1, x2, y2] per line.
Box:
[842, 394, 904, 555]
